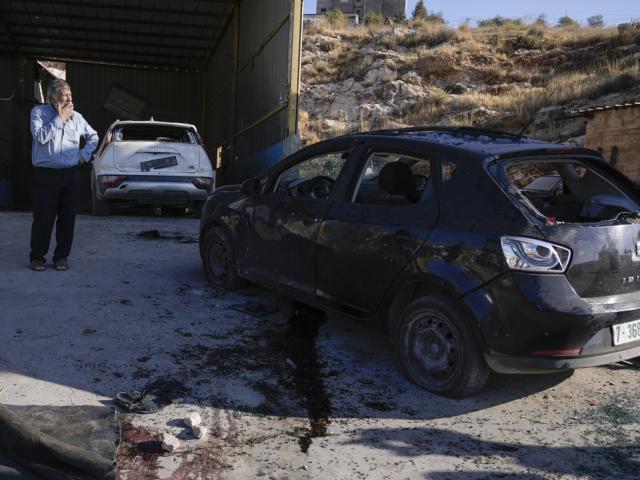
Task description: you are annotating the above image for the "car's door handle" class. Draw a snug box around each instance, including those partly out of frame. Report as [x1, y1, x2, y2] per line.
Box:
[302, 217, 320, 226]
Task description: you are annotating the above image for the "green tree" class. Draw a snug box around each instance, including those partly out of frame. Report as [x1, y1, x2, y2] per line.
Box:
[412, 0, 428, 20]
[534, 14, 547, 26]
[558, 15, 579, 27]
[587, 15, 605, 28]
[325, 9, 346, 27]
[364, 11, 385, 25]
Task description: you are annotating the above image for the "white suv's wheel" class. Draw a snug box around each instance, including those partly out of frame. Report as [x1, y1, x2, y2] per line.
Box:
[91, 179, 110, 216]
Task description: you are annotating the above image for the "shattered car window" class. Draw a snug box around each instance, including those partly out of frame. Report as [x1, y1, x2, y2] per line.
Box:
[503, 160, 639, 223]
[442, 161, 457, 182]
[274, 152, 348, 199]
[113, 125, 197, 143]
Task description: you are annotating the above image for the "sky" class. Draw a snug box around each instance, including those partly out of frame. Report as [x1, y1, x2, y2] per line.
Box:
[303, 0, 639, 26]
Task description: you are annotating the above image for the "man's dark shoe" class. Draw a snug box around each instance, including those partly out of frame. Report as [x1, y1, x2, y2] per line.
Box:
[53, 258, 68, 271]
[30, 259, 45, 272]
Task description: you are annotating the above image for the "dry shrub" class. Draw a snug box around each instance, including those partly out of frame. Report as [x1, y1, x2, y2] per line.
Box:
[399, 23, 459, 48]
[329, 45, 361, 80]
[317, 36, 340, 52]
[477, 64, 508, 83]
[417, 52, 459, 80]
[544, 26, 617, 49]
[458, 23, 471, 34]
[505, 67, 533, 83]
[304, 21, 328, 36]
[504, 33, 546, 51]
[485, 83, 519, 95]
[325, 10, 348, 29]
[381, 35, 398, 50]
[617, 23, 640, 44]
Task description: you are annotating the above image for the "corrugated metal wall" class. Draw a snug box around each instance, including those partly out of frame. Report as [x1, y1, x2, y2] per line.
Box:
[235, 0, 290, 148]
[0, 57, 16, 184]
[67, 63, 203, 141]
[203, 24, 234, 150]
[0, 56, 32, 209]
[206, 0, 302, 184]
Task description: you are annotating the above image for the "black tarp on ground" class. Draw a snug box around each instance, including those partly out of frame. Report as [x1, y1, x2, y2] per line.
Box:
[0, 404, 117, 480]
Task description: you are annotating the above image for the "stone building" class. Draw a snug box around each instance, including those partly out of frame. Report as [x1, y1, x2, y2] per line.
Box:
[316, 0, 407, 19]
[572, 102, 640, 181]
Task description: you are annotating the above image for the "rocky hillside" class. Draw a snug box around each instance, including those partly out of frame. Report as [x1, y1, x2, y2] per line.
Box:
[299, 20, 640, 146]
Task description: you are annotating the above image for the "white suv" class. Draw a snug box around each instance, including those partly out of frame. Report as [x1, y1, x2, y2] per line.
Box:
[91, 120, 215, 215]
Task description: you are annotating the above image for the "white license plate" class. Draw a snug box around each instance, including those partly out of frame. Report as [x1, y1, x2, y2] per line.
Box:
[612, 319, 640, 346]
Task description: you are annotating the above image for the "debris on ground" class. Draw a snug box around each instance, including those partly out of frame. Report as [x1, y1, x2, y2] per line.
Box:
[136, 230, 198, 243]
[184, 412, 202, 428]
[192, 426, 208, 439]
[114, 378, 186, 413]
[161, 434, 180, 453]
[231, 301, 279, 317]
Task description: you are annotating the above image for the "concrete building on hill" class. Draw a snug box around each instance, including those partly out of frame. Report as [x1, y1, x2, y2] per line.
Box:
[316, 0, 407, 19]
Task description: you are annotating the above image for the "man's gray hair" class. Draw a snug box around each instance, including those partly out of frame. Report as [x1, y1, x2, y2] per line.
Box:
[47, 78, 70, 101]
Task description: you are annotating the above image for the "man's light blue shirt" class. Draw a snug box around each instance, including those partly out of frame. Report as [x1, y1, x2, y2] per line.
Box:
[30, 104, 99, 169]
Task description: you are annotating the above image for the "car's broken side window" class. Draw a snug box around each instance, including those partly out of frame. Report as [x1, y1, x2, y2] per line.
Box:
[274, 152, 348, 200]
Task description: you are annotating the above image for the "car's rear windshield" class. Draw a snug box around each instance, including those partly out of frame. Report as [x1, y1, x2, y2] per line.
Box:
[496, 158, 639, 223]
[113, 125, 196, 143]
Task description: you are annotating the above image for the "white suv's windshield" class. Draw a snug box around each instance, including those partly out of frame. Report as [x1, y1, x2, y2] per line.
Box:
[113, 125, 196, 143]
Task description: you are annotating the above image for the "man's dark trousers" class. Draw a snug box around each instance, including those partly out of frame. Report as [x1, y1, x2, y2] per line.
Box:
[30, 166, 80, 263]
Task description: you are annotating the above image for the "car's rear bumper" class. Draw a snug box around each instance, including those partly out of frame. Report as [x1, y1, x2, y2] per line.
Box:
[99, 176, 211, 204]
[464, 272, 640, 372]
[485, 342, 640, 373]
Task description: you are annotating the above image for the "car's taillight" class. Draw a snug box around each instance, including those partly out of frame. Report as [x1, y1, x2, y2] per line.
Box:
[501, 236, 571, 273]
[99, 175, 127, 187]
[192, 177, 213, 190]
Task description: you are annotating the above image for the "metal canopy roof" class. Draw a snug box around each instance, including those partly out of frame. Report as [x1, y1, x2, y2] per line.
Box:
[0, 0, 235, 71]
[569, 101, 640, 115]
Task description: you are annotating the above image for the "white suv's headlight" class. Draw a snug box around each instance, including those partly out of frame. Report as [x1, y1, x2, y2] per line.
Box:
[501, 236, 571, 273]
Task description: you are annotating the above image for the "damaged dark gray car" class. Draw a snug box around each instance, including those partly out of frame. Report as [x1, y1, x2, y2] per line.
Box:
[200, 127, 640, 397]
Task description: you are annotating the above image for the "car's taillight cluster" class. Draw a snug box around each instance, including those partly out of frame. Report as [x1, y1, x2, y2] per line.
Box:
[99, 175, 127, 187]
[191, 177, 213, 190]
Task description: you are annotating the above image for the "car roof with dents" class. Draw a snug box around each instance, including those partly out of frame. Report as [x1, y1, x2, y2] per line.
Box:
[351, 127, 595, 158]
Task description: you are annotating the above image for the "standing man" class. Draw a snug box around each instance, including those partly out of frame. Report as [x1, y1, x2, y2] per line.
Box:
[29, 79, 98, 271]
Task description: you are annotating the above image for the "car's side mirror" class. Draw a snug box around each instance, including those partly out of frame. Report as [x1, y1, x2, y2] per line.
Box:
[241, 178, 261, 196]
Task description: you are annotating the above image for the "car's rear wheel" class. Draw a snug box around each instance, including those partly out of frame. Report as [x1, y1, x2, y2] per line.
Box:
[393, 295, 490, 398]
[91, 180, 110, 216]
[202, 227, 246, 290]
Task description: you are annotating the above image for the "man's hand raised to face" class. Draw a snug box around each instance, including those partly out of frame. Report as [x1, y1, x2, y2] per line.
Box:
[57, 101, 74, 122]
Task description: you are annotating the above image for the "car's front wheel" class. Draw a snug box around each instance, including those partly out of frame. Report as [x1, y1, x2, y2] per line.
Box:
[201, 227, 246, 290]
[393, 294, 490, 398]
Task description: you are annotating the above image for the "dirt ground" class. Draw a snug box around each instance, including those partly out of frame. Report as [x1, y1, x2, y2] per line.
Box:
[1, 211, 639, 480]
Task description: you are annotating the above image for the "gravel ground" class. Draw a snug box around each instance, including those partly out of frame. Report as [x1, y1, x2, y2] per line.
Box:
[0, 211, 638, 479]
